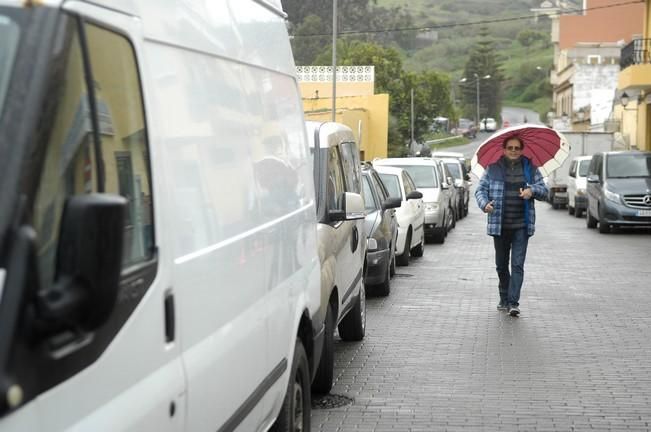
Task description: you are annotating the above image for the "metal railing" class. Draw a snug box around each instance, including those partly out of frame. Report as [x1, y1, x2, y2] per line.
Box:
[621, 38, 651, 70]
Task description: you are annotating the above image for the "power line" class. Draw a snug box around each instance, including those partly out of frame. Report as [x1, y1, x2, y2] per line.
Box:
[292, 0, 643, 38]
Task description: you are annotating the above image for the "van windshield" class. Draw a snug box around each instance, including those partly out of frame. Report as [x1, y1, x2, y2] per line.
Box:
[400, 165, 439, 188]
[607, 154, 651, 178]
[0, 13, 20, 121]
[578, 160, 590, 177]
[445, 162, 462, 179]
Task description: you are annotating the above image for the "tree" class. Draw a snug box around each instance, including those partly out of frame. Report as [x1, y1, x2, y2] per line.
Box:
[291, 15, 329, 65]
[461, 27, 504, 122]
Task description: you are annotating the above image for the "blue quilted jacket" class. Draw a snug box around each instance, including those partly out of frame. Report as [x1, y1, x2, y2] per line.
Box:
[475, 157, 548, 236]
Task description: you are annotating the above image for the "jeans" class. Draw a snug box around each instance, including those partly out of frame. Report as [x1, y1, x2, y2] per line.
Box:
[493, 228, 529, 307]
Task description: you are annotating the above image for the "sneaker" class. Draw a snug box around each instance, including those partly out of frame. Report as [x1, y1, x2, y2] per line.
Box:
[509, 305, 520, 317]
[497, 303, 508, 311]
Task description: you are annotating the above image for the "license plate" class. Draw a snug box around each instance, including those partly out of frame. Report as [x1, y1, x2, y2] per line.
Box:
[637, 210, 651, 217]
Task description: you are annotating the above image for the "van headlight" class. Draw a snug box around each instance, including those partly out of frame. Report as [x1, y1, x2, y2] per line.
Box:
[604, 189, 621, 203]
[425, 202, 439, 212]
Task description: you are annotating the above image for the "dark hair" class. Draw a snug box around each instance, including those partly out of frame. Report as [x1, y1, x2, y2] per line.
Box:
[502, 135, 524, 149]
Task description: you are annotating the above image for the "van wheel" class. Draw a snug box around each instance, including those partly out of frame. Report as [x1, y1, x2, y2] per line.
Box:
[432, 228, 445, 244]
[586, 208, 598, 229]
[568, 205, 575, 215]
[311, 304, 334, 394]
[574, 208, 582, 218]
[396, 232, 411, 266]
[389, 246, 396, 277]
[273, 340, 310, 432]
[338, 282, 366, 341]
[598, 209, 611, 234]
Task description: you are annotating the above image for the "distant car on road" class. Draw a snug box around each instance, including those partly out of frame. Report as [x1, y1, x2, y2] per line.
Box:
[453, 118, 477, 138]
[567, 155, 591, 218]
[479, 117, 497, 132]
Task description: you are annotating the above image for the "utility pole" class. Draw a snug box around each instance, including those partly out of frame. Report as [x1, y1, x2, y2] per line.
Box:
[331, 0, 337, 122]
[475, 73, 480, 128]
[410, 88, 415, 154]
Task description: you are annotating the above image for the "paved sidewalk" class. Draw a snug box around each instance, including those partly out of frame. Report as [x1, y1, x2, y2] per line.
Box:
[311, 199, 651, 431]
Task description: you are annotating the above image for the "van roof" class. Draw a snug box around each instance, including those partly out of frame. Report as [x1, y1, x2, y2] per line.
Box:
[374, 157, 439, 167]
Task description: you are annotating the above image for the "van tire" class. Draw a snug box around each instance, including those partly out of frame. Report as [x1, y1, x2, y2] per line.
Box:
[338, 283, 366, 341]
[311, 304, 334, 394]
[410, 232, 424, 257]
[574, 208, 582, 218]
[586, 208, 598, 228]
[389, 246, 396, 277]
[568, 205, 575, 215]
[598, 212, 611, 233]
[273, 340, 310, 432]
[432, 228, 446, 244]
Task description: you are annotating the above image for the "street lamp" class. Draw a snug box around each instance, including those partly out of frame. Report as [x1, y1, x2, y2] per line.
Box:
[460, 74, 491, 128]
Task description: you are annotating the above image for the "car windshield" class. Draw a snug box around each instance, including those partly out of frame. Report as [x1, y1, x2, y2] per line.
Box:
[606, 154, 651, 178]
[0, 14, 19, 118]
[378, 173, 402, 199]
[362, 175, 377, 211]
[400, 165, 439, 188]
[578, 160, 590, 177]
[445, 162, 462, 179]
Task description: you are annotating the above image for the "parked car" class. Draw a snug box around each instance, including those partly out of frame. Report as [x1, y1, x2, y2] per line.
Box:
[306, 121, 367, 394]
[439, 156, 470, 218]
[374, 166, 425, 265]
[479, 117, 497, 132]
[0, 2, 322, 431]
[374, 158, 451, 243]
[586, 151, 651, 233]
[434, 158, 460, 226]
[567, 155, 592, 218]
[453, 118, 477, 138]
[361, 163, 401, 296]
[431, 150, 471, 175]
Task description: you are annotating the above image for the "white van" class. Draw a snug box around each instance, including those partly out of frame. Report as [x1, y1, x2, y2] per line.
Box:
[567, 155, 592, 218]
[0, 1, 321, 431]
[305, 121, 367, 394]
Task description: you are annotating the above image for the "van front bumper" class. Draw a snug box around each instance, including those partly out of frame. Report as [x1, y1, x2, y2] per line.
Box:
[600, 199, 651, 227]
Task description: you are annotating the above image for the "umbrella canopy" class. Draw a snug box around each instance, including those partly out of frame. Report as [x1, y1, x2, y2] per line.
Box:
[470, 124, 570, 178]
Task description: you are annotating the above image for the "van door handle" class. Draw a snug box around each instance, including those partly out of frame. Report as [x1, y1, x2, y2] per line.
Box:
[164, 291, 175, 343]
[351, 226, 358, 253]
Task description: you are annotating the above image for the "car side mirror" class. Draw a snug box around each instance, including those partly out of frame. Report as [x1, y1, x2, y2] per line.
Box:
[406, 191, 423, 200]
[441, 182, 449, 190]
[464, 174, 471, 181]
[447, 176, 454, 186]
[382, 197, 402, 210]
[454, 179, 463, 188]
[329, 192, 365, 221]
[36, 194, 126, 330]
[586, 174, 599, 183]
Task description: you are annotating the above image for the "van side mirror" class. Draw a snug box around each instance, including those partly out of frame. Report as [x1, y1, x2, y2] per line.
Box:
[586, 174, 599, 183]
[382, 197, 402, 210]
[464, 174, 471, 181]
[454, 179, 463, 188]
[329, 192, 365, 221]
[36, 194, 126, 330]
[406, 191, 423, 200]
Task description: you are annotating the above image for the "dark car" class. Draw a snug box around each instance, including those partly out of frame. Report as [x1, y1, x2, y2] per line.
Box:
[586, 151, 651, 233]
[361, 163, 401, 296]
[453, 118, 477, 139]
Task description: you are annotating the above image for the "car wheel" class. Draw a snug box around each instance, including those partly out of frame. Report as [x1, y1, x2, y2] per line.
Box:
[568, 205, 575, 215]
[338, 281, 366, 341]
[311, 303, 335, 394]
[411, 231, 424, 257]
[389, 245, 396, 277]
[574, 208, 582, 218]
[396, 231, 411, 266]
[433, 227, 446, 244]
[272, 340, 310, 432]
[450, 207, 456, 229]
[586, 208, 598, 229]
[376, 256, 391, 297]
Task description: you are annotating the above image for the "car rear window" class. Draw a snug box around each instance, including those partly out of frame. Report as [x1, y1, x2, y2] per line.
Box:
[378, 173, 402, 200]
[400, 165, 439, 188]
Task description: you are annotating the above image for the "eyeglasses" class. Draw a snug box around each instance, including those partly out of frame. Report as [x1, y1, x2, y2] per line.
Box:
[506, 146, 522, 151]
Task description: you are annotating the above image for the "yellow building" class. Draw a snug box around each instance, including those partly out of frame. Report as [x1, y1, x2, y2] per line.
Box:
[297, 66, 389, 161]
[617, 0, 651, 151]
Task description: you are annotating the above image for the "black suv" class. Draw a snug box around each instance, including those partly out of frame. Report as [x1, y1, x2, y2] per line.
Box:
[361, 163, 401, 296]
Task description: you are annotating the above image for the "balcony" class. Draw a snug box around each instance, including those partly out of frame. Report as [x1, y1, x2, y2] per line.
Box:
[619, 39, 651, 91]
[620, 39, 651, 70]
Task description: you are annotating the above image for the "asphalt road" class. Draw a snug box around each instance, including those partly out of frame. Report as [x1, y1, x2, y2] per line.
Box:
[311, 188, 651, 431]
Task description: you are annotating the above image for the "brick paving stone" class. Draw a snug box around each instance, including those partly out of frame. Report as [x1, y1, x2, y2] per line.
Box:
[311, 190, 651, 431]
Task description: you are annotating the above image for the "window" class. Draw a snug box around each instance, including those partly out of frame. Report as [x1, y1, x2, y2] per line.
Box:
[578, 160, 590, 177]
[401, 165, 438, 188]
[362, 176, 377, 212]
[326, 147, 345, 210]
[569, 161, 576, 178]
[606, 154, 651, 178]
[402, 172, 415, 194]
[379, 174, 402, 200]
[370, 172, 388, 202]
[445, 162, 462, 179]
[33, 21, 154, 289]
[0, 13, 19, 117]
[339, 141, 361, 193]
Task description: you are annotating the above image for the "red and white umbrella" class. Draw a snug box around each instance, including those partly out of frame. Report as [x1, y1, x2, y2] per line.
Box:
[470, 124, 570, 178]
